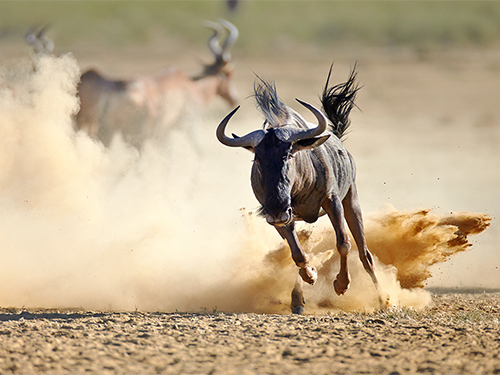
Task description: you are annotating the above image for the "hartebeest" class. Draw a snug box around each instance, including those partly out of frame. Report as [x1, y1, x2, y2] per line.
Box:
[76, 19, 239, 148]
[217, 66, 386, 313]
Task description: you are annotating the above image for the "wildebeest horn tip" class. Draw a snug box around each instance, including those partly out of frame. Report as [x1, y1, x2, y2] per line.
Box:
[216, 106, 240, 146]
[296, 98, 327, 130]
[217, 106, 266, 148]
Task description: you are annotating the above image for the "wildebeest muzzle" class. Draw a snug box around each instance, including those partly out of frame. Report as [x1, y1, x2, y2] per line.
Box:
[266, 207, 293, 227]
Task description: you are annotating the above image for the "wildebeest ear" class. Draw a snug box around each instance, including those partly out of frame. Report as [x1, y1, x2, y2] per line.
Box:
[292, 134, 330, 153]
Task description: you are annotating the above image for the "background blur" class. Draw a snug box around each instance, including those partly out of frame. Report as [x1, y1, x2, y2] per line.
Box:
[3, 1, 500, 54]
[0, 1, 499, 310]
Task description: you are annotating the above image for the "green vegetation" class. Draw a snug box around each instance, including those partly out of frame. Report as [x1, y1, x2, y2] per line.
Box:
[1, 1, 500, 55]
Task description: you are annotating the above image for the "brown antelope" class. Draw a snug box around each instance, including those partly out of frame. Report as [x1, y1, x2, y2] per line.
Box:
[76, 19, 239, 148]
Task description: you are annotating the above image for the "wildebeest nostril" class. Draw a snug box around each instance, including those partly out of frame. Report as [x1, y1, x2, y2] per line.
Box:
[281, 208, 292, 223]
[266, 208, 292, 226]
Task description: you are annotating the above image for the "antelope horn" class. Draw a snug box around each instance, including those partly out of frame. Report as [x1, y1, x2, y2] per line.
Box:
[25, 26, 42, 47]
[217, 106, 265, 148]
[218, 19, 239, 63]
[39, 25, 54, 53]
[25, 25, 54, 54]
[203, 20, 223, 57]
[36, 24, 49, 38]
[25, 28, 35, 42]
[285, 99, 328, 143]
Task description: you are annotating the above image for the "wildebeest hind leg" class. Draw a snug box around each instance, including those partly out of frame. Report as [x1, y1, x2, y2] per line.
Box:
[342, 185, 390, 307]
[323, 196, 351, 295]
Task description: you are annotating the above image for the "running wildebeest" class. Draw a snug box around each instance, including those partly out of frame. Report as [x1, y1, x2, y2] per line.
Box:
[216, 65, 387, 313]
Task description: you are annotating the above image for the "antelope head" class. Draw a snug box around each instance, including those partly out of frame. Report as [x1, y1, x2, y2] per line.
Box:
[193, 19, 239, 106]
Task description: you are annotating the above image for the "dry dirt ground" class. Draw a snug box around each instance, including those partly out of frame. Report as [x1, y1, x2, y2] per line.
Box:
[0, 292, 499, 375]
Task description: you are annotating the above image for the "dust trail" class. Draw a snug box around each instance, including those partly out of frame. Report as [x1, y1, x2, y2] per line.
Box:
[196, 207, 489, 314]
[365, 207, 492, 289]
[0, 53, 247, 311]
[0, 54, 491, 314]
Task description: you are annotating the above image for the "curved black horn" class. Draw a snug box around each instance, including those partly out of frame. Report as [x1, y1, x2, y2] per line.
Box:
[217, 106, 265, 148]
[285, 99, 328, 143]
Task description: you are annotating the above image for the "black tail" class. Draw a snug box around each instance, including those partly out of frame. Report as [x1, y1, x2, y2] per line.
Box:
[321, 63, 360, 141]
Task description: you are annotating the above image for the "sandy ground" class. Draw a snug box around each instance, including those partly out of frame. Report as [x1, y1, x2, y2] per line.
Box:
[0, 292, 499, 374]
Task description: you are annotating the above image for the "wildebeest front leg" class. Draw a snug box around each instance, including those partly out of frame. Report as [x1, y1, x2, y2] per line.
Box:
[275, 223, 317, 285]
[323, 196, 351, 295]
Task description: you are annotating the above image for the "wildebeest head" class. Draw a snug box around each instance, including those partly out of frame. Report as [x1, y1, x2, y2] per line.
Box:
[217, 79, 330, 226]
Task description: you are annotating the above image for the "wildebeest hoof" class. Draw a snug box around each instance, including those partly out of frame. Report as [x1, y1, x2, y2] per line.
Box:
[291, 286, 305, 315]
[333, 277, 350, 295]
[291, 305, 305, 315]
[299, 266, 317, 285]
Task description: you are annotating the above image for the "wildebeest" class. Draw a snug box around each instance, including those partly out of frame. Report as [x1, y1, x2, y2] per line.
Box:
[216, 65, 386, 313]
[76, 19, 239, 148]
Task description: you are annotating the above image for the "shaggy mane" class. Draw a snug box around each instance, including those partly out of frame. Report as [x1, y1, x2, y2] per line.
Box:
[253, 77, 290, 129]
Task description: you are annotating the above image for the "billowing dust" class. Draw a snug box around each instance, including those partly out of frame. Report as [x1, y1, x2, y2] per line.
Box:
[203, 207, 491, 314]
[0, 54, 491, 314]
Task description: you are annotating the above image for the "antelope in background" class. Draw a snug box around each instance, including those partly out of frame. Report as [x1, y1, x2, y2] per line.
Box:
[6, 26, 55, 100]
[75, 19, 239, 148]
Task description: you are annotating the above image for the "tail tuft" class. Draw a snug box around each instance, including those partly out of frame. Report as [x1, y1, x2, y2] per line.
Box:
[321, 63, 360, 141]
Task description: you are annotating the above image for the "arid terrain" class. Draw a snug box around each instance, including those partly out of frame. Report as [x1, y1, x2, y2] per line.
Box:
[0, 292, 499, 374]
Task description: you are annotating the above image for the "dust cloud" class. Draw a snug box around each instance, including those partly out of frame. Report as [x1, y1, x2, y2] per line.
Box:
[0, 54, 491, 314]
[201, 207, 490, 314]
[0, 53, 247, 312]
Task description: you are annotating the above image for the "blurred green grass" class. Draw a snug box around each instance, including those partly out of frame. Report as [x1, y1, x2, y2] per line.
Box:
[1, 1, 500, 55]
